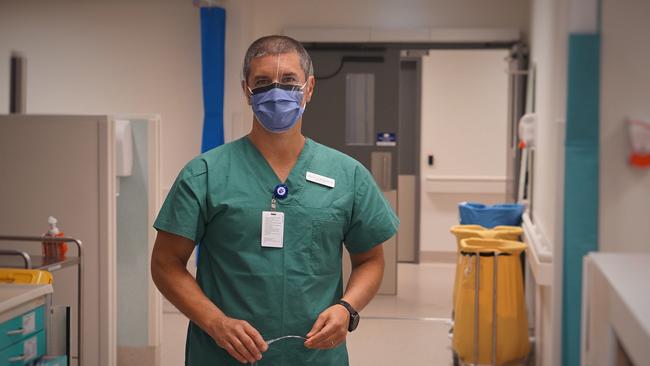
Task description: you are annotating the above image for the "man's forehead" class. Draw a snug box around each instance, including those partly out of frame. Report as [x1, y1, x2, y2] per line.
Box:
[249, 53, 302, 74]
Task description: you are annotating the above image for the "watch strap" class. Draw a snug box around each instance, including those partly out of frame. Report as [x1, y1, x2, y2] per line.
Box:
[338, 300, 359, 331]
[338, 300, 357, 314]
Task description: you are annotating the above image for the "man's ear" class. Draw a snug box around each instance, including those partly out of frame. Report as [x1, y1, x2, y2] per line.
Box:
[305, 75, 315, 103]
[241, 80, 252, 105]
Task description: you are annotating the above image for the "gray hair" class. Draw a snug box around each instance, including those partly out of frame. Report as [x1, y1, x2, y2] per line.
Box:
[242, 35, 313, 82]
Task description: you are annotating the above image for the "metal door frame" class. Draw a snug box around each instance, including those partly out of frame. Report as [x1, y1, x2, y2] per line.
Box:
[398, 55, 423, 263]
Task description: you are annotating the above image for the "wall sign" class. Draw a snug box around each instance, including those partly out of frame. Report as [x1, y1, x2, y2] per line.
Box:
[376, 132, 397, 147]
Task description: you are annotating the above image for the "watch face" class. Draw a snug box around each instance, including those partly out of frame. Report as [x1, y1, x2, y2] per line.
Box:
[350, 313, 360, 331]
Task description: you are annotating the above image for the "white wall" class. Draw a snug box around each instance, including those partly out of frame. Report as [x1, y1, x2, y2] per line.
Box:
[527, 1, 570, 365]
[248, 0, 529, 37]
[0, 1, 203, 189]
[419, 50, 510, 254]
[528, 0, 568, 254]
[600, 0, 650, 253]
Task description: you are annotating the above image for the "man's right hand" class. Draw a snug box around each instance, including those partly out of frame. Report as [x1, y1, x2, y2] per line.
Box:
[207, 315, 268, 364]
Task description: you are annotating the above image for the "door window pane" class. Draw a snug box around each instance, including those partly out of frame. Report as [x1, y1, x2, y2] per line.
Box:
[346, 73, 375, 146]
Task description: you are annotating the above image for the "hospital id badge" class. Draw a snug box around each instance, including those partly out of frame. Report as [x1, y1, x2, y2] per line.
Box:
[261, 211, 284, 248]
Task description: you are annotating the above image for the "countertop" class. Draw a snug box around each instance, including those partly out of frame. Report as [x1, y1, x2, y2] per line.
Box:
[586, 252, 650, 364]
[0, 284, 53, 314]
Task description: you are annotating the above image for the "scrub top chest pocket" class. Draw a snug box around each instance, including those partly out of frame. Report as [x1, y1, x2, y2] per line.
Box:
[301, 170, 350, 274]
[309, 217, 345, 274]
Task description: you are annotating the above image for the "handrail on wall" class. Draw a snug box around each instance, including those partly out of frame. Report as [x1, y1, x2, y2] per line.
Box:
[424, 175, 509, 194]
[522, 213, 553, 286]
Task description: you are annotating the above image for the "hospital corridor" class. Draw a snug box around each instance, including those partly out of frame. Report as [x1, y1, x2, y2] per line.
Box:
[0, 1, 649, 366]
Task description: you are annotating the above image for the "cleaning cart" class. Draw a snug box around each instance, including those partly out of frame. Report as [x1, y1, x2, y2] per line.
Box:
[0, 235, 82, 365]
[452, 238, 530, 365]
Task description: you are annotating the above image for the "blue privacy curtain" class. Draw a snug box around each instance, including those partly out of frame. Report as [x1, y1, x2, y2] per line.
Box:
[198, 6, 225, 262]
[200, 6, 226, 153]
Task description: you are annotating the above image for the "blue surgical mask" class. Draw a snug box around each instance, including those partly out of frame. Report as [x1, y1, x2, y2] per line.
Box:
[249, 82, 307, 133]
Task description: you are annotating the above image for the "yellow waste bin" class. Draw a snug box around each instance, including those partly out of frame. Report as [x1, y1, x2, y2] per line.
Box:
[450, 225, 523, 306]
[0, 268, 53, 284]
[452, 238, 530, 365]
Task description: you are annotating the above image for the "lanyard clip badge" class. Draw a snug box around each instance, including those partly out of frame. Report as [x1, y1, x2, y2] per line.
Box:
[271, 184, 288, 210]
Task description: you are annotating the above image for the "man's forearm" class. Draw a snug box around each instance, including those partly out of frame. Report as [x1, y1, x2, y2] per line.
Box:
[151, 256, 224, 332]
[341, 255, 384, 311]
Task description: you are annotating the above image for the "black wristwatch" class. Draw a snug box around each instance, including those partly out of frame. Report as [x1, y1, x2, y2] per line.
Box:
[338, 300, 360, 332]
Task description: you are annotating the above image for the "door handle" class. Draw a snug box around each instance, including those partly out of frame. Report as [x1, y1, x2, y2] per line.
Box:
[6, 328, 25, 336]
[383, 155, 389, 190]
[428, 155, 434, 166]
[8, 355, 26, 363]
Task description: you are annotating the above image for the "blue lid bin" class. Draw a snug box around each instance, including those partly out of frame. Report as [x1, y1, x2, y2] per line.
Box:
[458, 202, 524, 228]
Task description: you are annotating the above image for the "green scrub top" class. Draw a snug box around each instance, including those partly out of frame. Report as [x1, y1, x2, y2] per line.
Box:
[154, 137, 399, 366]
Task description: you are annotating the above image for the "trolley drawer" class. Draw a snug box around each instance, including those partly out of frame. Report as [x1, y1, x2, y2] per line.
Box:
[0, 306, 45, 350]
[0, 330, 46, 365]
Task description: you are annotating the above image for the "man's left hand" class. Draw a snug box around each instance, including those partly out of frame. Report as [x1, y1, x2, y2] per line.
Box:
[304, 304, 350, 349]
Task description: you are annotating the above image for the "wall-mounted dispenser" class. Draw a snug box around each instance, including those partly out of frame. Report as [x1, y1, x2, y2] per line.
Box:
[518, 113, 537, 149]
[114, 119, 133, 196]
[627, 118, 650, 168]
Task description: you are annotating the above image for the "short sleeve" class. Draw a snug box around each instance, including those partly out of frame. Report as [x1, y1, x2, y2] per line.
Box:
[153, 161, 208, 243]
[344, 164, 400, 254]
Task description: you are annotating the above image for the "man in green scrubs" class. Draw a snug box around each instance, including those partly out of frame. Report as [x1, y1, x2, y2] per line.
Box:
[151, 35, 399, 365]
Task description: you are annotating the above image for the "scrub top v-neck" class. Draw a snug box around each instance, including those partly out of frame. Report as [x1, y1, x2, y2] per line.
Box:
[242, 136, 314, 206]
[154, 136, 399, 366]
